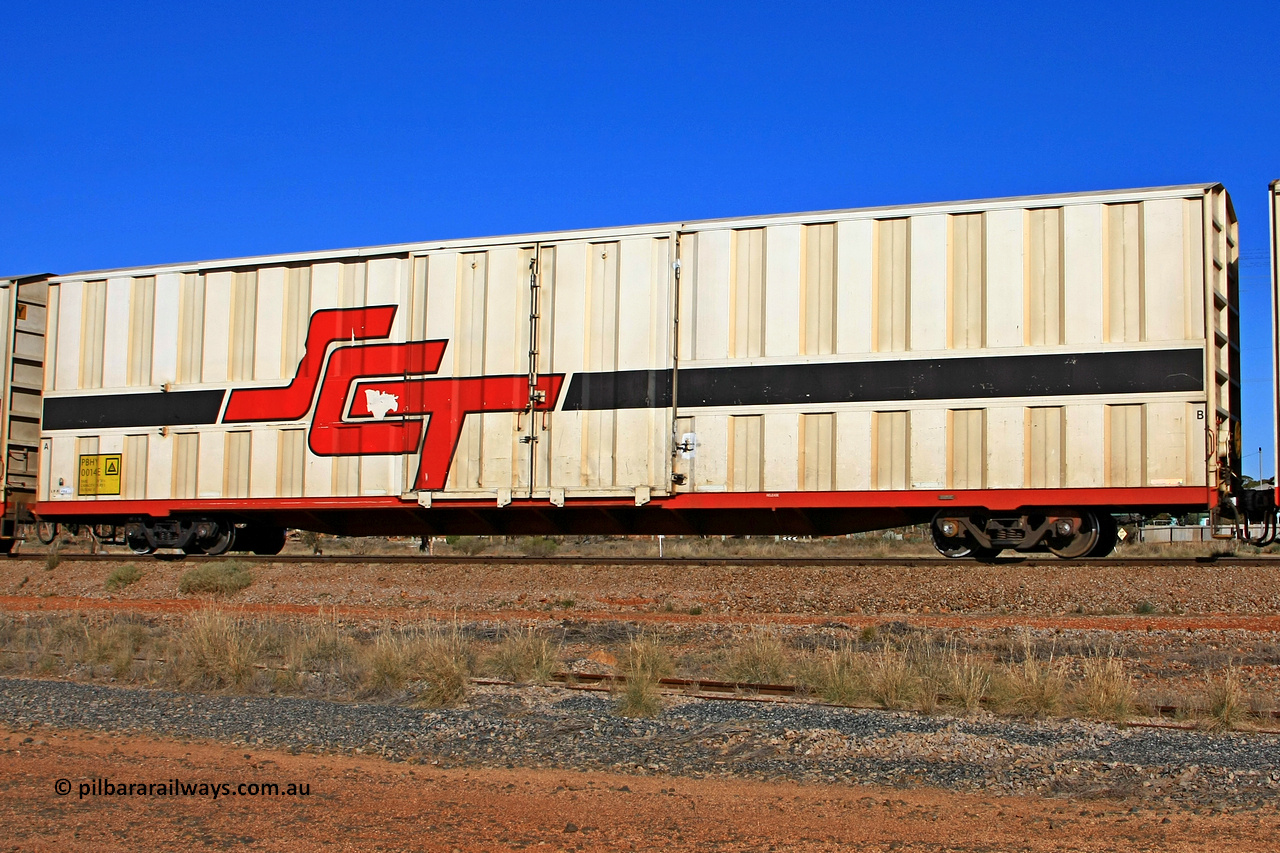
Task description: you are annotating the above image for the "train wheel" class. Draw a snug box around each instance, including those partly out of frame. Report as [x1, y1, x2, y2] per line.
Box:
[930, 524, 976, 558]
[929, 524, 1001, 561]
[1086, 514, 1119, 558]
[36, 521, 57, 545]
[199, 523, 237, 557]
[1047, 511, 1102, 559]
[125, 527, 154, 555]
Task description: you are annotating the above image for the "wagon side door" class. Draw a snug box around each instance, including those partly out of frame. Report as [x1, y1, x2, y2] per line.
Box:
[536, 233, 676, 503]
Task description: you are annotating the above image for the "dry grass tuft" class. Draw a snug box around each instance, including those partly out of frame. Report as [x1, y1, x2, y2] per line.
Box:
[811, 643, 867, 706]
[1203, 665, 1249, 731]
[486, 626, 559, 684]
[614, 632, 672, 718]
[1076, 652, 1135, 722]
[724, 630, 787, 685]
[412, 625, 472, 708]
[445, 535, 487, 556]
[943, 650, 991, 715]
[81, 619, 151, 679]
[178, 561, 253, 596]
[174, 608, 260, 690]
[359, 623, 472, 707]
[286, 610, 360, 678]
[518, 536, 559, 558]
[362, 629, 416, 695]
[868, 645, 918, 710]
[104, 564, 143, 592]
[991, 633, 1067, 718]
[614, 673, 661, 718]
[623, 632, 674, 682]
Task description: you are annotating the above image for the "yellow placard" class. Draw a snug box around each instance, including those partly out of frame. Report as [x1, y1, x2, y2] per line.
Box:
[78, 454, 122, 496]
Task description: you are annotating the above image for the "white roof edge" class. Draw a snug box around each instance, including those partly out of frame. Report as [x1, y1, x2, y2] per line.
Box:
[46, 183, 1223, 283]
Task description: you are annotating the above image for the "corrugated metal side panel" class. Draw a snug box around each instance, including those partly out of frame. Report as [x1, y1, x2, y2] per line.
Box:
[730, 229, 765, 358]
[948, 409, 984, 489]
[483, 245, 531, 494]
[673, 193, 1213, 498]
[948, 214, 984, 348]
[278, 428, 305, 498]
[228, 272, 257, 382]
[874, 218, 908, 352]
[1105, 203, 1143, 343]
[1106, 404, 1145, 487]
[79, 280, 106, 389]
[123, 434, 147, 500]
[873, 411, 908, 490]
[448, 250, 488, 490]
[728, 415, 762, 492]
[0, 287, 13, 402]
[675, 197, 1213, 361]
[802, 224, 835, 355]
[282, 267, 311, 376]
[0, 284, 10, 495]
[172, 433, 198, 499]
[201, 272, 232, 383]
[1026, 208, 1063, 346]
[177, 273, 205, 383]
[834, 410, 872, 491]
[127, 277, 155, 386]
[799, 412, 834, 490]
[360, 256, 405, 496]
[1026, 406, 1064, 488]
[224, 431, 251, 498]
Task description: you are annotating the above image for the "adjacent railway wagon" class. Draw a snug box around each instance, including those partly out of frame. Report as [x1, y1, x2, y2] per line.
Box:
[3, 183, 1263, 557]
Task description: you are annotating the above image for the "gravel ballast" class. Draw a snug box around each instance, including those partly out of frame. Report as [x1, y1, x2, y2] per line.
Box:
[2, 676, 1277, 809]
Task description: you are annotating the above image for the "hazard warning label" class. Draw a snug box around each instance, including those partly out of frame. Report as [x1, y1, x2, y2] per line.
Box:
[78, 454, 122, 496]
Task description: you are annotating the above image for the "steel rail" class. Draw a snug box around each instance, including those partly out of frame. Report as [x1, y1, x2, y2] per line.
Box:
[9, 654, 1273, 730]
[539, 671, 1280, 726]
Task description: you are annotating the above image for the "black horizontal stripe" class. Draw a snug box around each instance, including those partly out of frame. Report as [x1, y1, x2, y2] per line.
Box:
[43, 390, 226, 431]
[560, 348, 1203, 411]
[37, 348, 1203, 430]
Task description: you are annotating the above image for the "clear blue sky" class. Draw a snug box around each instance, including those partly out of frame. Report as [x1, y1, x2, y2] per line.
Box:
[3, 2, 1278, 475]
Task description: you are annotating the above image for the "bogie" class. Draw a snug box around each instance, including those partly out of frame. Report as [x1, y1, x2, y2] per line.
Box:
[932, 510, 1119, 560]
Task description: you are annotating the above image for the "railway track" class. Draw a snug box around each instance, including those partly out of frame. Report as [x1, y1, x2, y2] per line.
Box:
[10, 643, 1278, 728]
[6, 551, 1280, 568]
[539, 671, 1280, 727]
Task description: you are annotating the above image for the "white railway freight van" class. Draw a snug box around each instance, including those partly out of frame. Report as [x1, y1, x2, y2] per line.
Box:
[2, 182, 1264, 558]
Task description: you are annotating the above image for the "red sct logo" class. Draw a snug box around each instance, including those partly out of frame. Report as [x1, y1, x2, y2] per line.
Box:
[222, 306, 563, 490]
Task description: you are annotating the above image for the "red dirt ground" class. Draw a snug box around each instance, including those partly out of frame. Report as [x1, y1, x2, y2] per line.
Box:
[3, 725, 1277, 852]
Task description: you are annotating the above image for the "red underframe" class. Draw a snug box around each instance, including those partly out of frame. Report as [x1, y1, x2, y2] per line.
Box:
[32, 486, 1213, 520]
